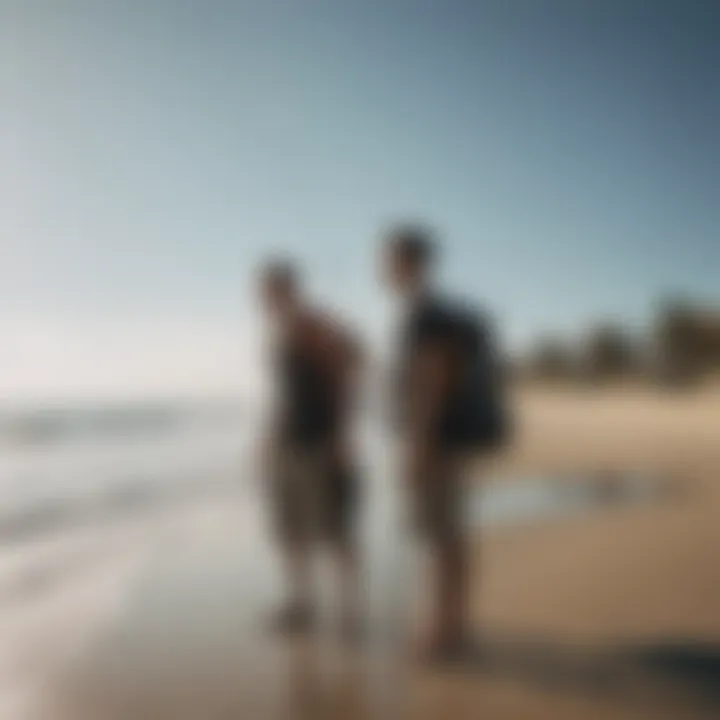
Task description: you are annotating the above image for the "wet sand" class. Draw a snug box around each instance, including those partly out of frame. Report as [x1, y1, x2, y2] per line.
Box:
[4, 385, 720, 720]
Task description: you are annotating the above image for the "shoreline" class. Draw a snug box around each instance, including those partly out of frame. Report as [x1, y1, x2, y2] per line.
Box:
[1, 384, 719, 719]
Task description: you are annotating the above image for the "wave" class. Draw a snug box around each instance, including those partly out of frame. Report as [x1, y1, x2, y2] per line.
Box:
[0, 466, 249, 546]
[0, 400, 248, 446]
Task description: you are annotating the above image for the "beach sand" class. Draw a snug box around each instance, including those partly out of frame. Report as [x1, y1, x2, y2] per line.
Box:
[4, 384, 720, 719]
[471, 382, 720, 718]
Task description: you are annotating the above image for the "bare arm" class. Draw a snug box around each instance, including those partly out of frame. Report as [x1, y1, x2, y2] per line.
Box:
[305, 317, 362, 459]
[405, 341, 453, 484]
[260, 339, 284, 476]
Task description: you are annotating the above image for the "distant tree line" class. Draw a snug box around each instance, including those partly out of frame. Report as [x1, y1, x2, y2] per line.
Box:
[517, 300, 720, 387]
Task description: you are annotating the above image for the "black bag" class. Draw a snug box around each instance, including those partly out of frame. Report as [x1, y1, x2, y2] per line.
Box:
[447, 303, 512, 451]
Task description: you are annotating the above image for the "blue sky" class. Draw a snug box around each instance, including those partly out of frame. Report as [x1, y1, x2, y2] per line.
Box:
[1, 0, 718, 397]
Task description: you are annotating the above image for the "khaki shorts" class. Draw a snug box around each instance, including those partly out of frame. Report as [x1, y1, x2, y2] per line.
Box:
[412, 451, 479, 543]
[271, 444, 357, 545]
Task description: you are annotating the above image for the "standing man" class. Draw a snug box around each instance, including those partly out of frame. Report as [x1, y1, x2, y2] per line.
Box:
[381, 225, 510, 661]
[259, 259, 363, 639]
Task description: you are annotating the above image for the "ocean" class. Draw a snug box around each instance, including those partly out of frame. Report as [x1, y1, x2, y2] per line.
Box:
[0, 398, 670, 720]
[0, 398, 665, 546]
[0, 401, 255, 542]
[0, 397, 666, 634]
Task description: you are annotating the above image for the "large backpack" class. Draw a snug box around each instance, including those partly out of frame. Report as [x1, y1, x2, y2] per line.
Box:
[446, 300, 512, 452]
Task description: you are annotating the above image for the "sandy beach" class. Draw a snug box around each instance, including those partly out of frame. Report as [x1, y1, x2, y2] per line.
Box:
[473, 382, 720, 718]
[6, 0, 719, 716]
[3, 384, 720, 720]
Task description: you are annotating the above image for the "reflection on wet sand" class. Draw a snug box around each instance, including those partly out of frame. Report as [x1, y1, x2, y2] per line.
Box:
[22, 471, 712, 720]
[3, 465, 715, 720]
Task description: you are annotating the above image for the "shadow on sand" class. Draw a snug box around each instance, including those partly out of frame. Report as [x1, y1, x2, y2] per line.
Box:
[450, 634, 720, 712]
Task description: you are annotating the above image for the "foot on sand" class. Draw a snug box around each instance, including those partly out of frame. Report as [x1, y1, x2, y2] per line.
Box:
[414, 632, 473, 666]
[269, 603, 317, 636]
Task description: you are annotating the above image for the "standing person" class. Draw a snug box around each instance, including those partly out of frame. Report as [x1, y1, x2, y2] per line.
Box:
[381, 225, 510, 661]
[258, 259, 363, 640]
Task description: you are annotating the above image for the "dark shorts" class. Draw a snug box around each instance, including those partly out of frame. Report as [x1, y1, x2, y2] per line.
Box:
[271, 444, 358, 546]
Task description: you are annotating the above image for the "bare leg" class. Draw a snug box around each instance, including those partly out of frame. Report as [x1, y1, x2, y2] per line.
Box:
[333, 539, 363, 640]
[436, 533, 470, 646]
[425, 456, 471, 659]
[273, 539, 315, 633]
[417, 532, 470, 659]
[272, 446, 319, 632]
[286, 540, 313, 609]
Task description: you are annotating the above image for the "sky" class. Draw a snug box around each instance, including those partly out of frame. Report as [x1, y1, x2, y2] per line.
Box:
[1, 0, 719, 400]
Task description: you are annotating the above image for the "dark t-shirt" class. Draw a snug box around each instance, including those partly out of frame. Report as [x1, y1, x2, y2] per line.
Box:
[276, 312, 353, 448]
[396, 293, 499, 449]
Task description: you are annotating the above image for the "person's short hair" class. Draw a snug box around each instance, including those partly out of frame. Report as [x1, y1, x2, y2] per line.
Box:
[386, 224, 436, 271]
[259, 257, 299, 291]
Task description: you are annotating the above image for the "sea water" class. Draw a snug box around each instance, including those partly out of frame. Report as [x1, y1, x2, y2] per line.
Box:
[0, 399, 665, 618]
